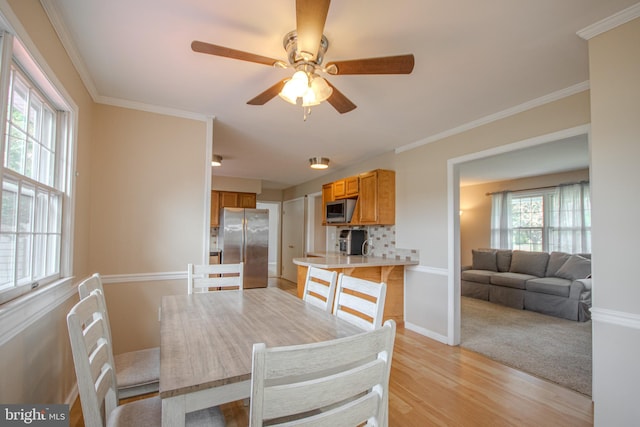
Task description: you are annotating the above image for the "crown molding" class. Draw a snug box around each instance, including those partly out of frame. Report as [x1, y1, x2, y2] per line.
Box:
[40, 0, 99, 100]
[97, 95, 211, 121]
[577, 2, 640, 40]
[395, 81, 589, 154]
[40, 1, 210, 122]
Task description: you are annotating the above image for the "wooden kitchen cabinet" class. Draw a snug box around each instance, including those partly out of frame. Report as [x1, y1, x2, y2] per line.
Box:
[239, 192, 257, 208]
[210, 190, 220, 227]
[333, 179, 346, 198]
[219, 191, 257, 209]
[212, 191, 257, 227]
[219, 191, 239, 208]
[321, 169, 395, 226]
[332, 176, 358, 199]
[345, 176, 359, 197]
[358, 169, 395, 225]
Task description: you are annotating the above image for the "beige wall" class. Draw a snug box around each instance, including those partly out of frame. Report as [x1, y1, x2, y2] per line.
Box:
[394, 91, 590, 267]
[459, 169, 590, 265]
[0, 0, 95, 406]
[588, 17, 640, 424]
[90, 104, 207, 273]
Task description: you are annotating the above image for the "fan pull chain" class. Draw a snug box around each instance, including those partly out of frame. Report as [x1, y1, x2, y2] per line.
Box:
[303, 106, 312, 121]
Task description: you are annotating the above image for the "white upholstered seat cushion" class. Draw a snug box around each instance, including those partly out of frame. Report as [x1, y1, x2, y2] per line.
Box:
[107, 396, 226, 427]
[114, 347, 160, 390]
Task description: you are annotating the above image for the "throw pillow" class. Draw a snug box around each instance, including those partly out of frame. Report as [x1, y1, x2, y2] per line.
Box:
[555, 254, 592, 280]
[472, 249, 497, 271]
[509, 250, 549, 277]
[496, 250, 513, 272]
[546, 251, 571, 277]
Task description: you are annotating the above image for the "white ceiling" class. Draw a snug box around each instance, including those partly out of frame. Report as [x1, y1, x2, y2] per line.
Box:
[458, 134, 590, 187]
[41, 0, 635, 189]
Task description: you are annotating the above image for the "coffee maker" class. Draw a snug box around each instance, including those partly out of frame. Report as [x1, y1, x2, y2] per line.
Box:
[338, 229, 367, 256]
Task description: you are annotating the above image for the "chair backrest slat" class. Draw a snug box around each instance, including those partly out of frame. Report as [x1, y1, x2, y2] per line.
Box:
[187, 262, 244, 294]
[301, 267, 338, 312]
[249, 320, 396, 427]
[333, 274, 387, 331]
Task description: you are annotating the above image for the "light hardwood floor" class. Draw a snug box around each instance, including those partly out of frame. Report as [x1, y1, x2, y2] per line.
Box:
[70, 277, 593, 426]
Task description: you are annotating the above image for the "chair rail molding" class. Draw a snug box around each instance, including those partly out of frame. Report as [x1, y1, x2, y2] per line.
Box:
[590, 307, 640, 330]
[100, 271, 187, 284]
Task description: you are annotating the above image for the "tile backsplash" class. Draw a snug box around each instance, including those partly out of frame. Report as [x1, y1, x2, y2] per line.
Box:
[334, 225, 419, 261]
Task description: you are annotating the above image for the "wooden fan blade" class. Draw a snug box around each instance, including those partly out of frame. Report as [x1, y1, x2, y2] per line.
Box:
[191, 40, 280, 67]
[247, 79, 288, 105]
[296, 0, 331, 61]
[326, 54, 415, 75]
[325, 80, 357, 114]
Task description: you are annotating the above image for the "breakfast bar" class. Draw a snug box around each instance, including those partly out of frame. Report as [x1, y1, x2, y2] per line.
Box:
[293, 255, 418, 324]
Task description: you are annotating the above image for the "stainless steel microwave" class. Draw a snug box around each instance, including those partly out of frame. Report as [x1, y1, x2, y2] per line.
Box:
[326, 199, 357, 223]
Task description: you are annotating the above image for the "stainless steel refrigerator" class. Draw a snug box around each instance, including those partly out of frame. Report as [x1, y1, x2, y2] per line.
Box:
[218, 208, 269, 289]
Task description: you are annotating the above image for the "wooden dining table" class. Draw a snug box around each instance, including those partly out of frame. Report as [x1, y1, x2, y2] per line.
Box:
[159, 287, 365, 427]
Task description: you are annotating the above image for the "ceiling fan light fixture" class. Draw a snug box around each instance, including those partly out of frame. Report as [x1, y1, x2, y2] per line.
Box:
[211, 154, 223, 167]
[309, 157, 330, 169]
[279, 70, 309, 104]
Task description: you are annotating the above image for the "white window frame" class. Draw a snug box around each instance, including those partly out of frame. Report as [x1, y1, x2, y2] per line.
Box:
[509, 189, 550, 252]
[0, 29, 76, 309]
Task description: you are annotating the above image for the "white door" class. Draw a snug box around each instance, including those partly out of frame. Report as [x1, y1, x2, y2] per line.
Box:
[282, 198, 305, 283]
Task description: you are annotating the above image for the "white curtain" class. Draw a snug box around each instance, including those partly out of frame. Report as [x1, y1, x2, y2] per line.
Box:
[490, 182, 591, 253]
[490, 191, 512, 249]
[548, 182, 591, 253]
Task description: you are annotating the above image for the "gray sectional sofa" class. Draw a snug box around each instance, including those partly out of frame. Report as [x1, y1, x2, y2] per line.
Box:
[461, 249, 592, 321]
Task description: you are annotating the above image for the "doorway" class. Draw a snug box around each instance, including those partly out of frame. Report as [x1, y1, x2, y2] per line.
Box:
[281, 197, 305, 283]
[449, 125, 592, 395]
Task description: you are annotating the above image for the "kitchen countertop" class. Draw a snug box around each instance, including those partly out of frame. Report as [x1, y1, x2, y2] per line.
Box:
[293, 255, 418, 269]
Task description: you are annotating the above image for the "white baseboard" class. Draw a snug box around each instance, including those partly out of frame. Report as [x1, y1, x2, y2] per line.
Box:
[405, 321, 448, 344]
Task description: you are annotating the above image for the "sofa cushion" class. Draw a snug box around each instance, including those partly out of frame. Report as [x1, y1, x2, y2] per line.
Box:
[555, 254, 591, 280]
[461, 269, 494, 284]
[472, 249, 497, 271]
[496, 250, 512, 272]
[545, 251, 571, 277]
[490, 272, 537, 290]
[509, 250, 549, 277]
[526, 277, 572, 297]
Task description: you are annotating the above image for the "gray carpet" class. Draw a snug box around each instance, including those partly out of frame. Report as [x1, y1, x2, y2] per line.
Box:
[461, 296, 592, 396]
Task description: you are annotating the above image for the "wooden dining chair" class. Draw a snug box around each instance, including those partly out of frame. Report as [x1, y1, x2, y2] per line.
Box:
[249, 319, 396, 427]
[67, 290, 226, 427]
[187, 262, 244, 294]
[333, 274, 387, 331]
[77, 273, 160, 399]
[301, 267, 338, 312]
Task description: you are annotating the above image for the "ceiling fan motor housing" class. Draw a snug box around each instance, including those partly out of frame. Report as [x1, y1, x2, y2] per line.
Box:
[283, 30, 329, 66]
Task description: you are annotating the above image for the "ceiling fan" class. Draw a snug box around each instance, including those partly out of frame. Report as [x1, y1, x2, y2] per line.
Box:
[191, 0, 414, 118]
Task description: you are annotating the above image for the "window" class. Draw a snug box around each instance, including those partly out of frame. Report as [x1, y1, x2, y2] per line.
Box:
[0, 34, 74, 304]
[510, 193, 544, 251]
[491, 182, 591, 254]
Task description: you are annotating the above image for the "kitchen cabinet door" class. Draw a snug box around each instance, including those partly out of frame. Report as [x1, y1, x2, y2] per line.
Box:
[358, 172, 378, 223]
[345, 176, 359, 197]
[321, 183, 333, 224]
[333, 179, 346, 198]
[220, 191, 239, 207]
[239, 192, 257, 208]
[210, 190, 220, 227]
